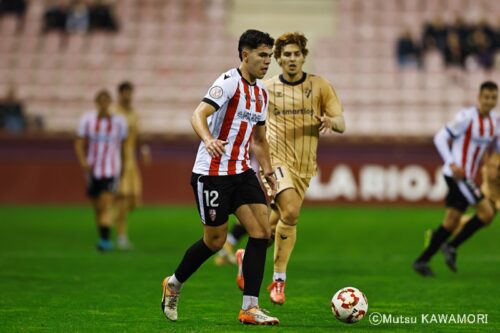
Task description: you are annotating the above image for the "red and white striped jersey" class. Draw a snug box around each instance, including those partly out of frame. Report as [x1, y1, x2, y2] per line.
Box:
[443, 106, 499, 179]
[192, 68, 269, 176]
[77, 112, 128, 179]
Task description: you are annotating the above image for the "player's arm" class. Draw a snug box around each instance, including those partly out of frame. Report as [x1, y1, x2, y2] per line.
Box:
[74, 137, 91, 173]
[434, 127, 464, 179]
[191, 102, 228, 157]
[316, 79, 345, 134]
[252, 124, 277, 196]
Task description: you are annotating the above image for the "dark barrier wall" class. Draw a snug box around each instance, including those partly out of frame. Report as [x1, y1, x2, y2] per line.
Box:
[0, 135, 445, 205]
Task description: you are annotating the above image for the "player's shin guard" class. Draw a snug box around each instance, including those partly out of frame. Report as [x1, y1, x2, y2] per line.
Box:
[448, 215, 485, 249]
[416, 225, 451, 262]
[174, 239, 215, 283]
[243, 237, 268, 297]
[273, 220, 297, 274]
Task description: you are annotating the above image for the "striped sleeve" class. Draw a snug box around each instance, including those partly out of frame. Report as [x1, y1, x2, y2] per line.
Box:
[202, 72, 238, 110]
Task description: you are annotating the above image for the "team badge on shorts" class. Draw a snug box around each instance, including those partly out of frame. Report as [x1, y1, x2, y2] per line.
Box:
[209, 86, 223, 99]
[209, 209, 217, 222]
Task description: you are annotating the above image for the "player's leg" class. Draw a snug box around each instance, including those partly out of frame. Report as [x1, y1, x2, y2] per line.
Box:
[235, 203, 278, 325]
[161, 173, 230, 322]
[214, 220, 246, 266]
[162, 223, 227, 321]
[93, 190, 115, 251]
[266, 188, 302, 304]
[115, 195, 136, 250]
[413, 176, 468, 276]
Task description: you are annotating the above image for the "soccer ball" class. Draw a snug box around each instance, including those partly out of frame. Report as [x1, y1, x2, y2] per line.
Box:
[331, 287, 368, 323]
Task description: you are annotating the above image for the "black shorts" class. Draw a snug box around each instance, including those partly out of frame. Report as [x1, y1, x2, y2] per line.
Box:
[444, 176, 484, 212]
[87, 176, 119, 198]
[191, 169, 267, 226]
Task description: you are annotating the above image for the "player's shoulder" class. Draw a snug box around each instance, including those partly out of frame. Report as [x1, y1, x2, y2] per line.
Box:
[79, 111, 96, 122]
[456, 106, 477, 119]
[214, 68, 241, 83]
[307, 73, 333, 87]
[263, 74, 280, 86]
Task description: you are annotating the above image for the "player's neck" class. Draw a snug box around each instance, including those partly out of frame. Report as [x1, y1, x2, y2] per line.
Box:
[477, 106, 490, 117]
[97, 110, 110, 118]
[119, 101, 132, 110]
[238, 65, 256, 85]
[282, 71, 304, 83]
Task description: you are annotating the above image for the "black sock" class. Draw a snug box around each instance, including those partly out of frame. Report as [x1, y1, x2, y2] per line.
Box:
[243, 237, 268, 297]
[416, 225, 451, 262]
[231, 223, 247, 242]
[99, 226, 110, 240]
[448, 215, 485, 249]
[174, 239, 215, 283]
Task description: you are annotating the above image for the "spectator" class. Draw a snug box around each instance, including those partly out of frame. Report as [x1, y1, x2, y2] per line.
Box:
[66, 0, 89, 33]
[467, 29, 494, 70]
[42, 0, 68, 33]
[422, 16, 448, 53]
[89, 0, 118, 32]
[0, 85, 26, 134]
[0, 0, 27, 32]
[396, 29, 421, 68]
[444, 32, 465, 68]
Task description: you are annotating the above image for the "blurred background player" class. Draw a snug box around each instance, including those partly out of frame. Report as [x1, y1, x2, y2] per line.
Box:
[450, 149, 500, 237]
[112, 81, 151, 250]
[235, 32, 345, 305]
[74, 90, 128, 251]
[161, 29, 279, 325]
[413, 81, 498, 277]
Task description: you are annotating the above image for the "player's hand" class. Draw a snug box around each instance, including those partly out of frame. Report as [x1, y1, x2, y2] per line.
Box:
[204, 138, 228, 158]
[314, 115, 334, 135]
[450, 163, 465, 180]
[263, 170, 278, 198]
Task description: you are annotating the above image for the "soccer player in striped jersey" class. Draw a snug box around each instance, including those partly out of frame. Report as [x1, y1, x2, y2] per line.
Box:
[413, 81, 499, 277]
[235, 32, 346, 305]
[161, 29, 280, 325]
[112, 81, 151, 250]
[74, 90, 128, 252]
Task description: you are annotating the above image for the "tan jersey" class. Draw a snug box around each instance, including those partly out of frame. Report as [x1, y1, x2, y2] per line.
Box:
[112, 103, 139, 169]
[481, 151, 500, 200]
[264, 73, 343, 177]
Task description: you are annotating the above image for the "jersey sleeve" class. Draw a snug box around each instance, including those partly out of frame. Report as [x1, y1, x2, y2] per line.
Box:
[445, 109, 469, 137]
[319, 78, 343, 117]
[257, 87, 269, 126]
[76, 114, 88, 138]
[202, 73, 238, 111]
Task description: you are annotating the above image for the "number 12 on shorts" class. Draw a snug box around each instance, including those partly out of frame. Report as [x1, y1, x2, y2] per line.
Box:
[203, 190, 219, 207]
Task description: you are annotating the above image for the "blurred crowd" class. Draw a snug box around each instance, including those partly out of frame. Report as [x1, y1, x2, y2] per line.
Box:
[397, 16, 500, 71]
[43, 0, 118, 33]
[0, 0, 118, 34]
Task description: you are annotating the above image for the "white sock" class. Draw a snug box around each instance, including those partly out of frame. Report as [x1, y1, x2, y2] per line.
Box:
[273, 272, 286, 281]
[118, 234, 129, 242]
[227, 234, 237, 246]
[168, 274, 183, 292]
[242, 296, 258, 310]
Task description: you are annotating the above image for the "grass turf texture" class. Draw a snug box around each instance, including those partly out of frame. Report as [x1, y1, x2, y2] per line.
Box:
[0, 206, 498, 333]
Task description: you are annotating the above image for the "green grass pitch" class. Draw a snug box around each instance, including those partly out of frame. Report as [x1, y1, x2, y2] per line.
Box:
[0, 205, 499, 332]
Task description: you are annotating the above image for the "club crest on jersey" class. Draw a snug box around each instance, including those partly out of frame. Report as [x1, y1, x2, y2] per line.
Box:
[209, 86, 223, 99]
[276, 91, 283, 97]
[209, 209, 217, 221]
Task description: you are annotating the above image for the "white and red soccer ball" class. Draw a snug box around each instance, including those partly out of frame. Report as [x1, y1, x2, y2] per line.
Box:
[331, 287, 368, 323]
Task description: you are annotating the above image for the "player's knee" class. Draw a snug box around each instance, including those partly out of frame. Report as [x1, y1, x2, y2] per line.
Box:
[478, 209, 494, 224]
[247, 225, 271, 240]
[280, 208, 299, 226]
[204, 234, 226, 251]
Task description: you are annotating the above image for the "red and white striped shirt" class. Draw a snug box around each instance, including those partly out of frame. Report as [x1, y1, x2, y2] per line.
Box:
[193, 68, 269, 176]
[441, 106, 499, 179]
[77, 112, 128, 179]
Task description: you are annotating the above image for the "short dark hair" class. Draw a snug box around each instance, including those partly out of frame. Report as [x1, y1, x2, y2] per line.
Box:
[118, 81, 133, 93]
[238, 29, 274, 61]
[95, 89, 111, 102]
[480, 81, 498, 93]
